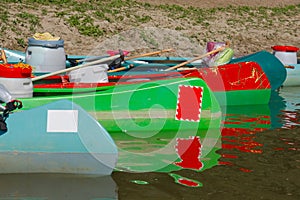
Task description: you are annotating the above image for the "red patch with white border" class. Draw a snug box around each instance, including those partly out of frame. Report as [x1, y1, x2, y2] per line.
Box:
[175, 85, 203, 122]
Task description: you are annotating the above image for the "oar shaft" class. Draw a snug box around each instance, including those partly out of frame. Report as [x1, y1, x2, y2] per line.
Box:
[165, 46, 226, 71]
[33, 49, 174, 81]
[106, 49, 174, 73]
[108, 64, 133, 73]
[71, 49, 174, 67]
[0, 49, 8, 64]
[125, 49, 174, 60]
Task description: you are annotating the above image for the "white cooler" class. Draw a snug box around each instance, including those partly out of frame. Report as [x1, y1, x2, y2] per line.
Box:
[68, 64, 109, 83]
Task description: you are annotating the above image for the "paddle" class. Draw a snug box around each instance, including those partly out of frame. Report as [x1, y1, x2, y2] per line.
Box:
[32, 49, 174, 81]
[164, 43, 229, 71]
[71, 49, 173, 65]
[31, 54, 121, 82]
[285, 65, 295, 69]
[106, 49, 174, 73]
[124, 49, 174, 61]
[0, 49, 8, 64]
[108, 64, 134, 73]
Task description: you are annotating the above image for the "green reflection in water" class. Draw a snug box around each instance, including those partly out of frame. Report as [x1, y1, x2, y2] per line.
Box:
[131, 180, 149, 185]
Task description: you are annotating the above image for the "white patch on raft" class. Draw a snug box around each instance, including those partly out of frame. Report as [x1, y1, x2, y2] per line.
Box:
[47, 110, 78, 132]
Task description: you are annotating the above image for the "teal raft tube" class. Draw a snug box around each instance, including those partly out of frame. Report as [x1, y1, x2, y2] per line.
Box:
[0, 100, 118, 175]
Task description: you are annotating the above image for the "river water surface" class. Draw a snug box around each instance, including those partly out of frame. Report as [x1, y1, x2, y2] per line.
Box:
[0, 86, 299, 200]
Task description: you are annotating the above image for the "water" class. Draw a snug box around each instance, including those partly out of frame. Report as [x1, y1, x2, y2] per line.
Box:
[0, 87, 299, 199]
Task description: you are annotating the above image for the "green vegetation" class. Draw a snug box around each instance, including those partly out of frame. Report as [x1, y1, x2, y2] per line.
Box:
[1, 0, 299, 49]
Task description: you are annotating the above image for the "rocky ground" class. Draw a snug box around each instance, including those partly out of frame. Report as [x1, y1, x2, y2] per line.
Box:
[1, 0, 299, 57]
[136, 0, 300, 8]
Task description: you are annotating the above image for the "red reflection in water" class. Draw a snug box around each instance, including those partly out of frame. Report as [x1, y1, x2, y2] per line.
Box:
[274, 147, 285, 151]
[219, 114, 270, 170]
[222, 154, 238, 159]
[178, 178, 200, 187]
[221, 128, 264, 153]
[218, 161, 234, 166]
[174, 136, 203, 170]
[169, 173, 203, 187]
[218, 103, 300, 174]
[242, 117, 271, 124]
[239, 168, 253, 173]
[223, 115, 270, 126]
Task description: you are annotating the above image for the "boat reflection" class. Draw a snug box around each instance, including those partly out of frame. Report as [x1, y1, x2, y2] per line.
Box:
[220, 87, 300, 170]
[111, 127, 221, 187]
[113, 86, 299, 173]
[112, 87, 299, 185]
[276, 86, 300, 129]
[220, 104, 272, 168]
[278, 86, 300, 111]
[112, 127, 222, 174]
[0, 174, 118, 199]
[109, 87, 300, 195]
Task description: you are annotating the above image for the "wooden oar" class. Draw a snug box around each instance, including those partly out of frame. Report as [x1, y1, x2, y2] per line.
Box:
[0, 49, 8, 64]
[32, 49, 174, 81]
[106, 49, 174, 73]
[32, 54, 121, 82]
[74, 49, 174, 64]
[108, 64, 134, 73]
[164, 46, 227, 71]
[124, 49, 174, 60]
[285, 65, 295, 69]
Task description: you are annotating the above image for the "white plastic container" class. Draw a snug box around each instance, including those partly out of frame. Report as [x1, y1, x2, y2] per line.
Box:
[0, 77, 33, 98]
[0, 64, 33, 98]
[25, 38, 66, 73]
[68, 64, 109, 83]
[272, 46, 299, 65]
[273, 51, 297, 65]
